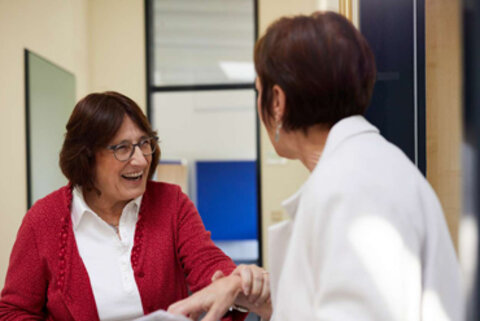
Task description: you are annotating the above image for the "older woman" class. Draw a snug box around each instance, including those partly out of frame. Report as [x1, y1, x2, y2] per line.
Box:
[168, 11, 463, 321]
[0, 92, 265, 320]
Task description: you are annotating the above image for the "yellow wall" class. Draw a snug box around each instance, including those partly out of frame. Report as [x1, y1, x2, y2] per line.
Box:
[0, 0, 89, 286]
[425, 0, 462, 248]
[0, 0, 145, 287]
[88, 0, 146, 109]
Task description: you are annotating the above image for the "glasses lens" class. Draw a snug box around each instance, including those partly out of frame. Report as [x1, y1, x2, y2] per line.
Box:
[140, 138, 154, 155]
[114, 143, 132, 161]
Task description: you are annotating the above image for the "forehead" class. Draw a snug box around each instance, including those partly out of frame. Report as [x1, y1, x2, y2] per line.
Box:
[111, 116, 147, 142]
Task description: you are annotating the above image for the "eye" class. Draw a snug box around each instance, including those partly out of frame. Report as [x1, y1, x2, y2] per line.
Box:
[139, 138, 150, 147]
[114, 143, 130, 153]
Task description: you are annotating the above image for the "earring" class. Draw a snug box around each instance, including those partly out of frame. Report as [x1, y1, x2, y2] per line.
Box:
[275, 122, 282, 142]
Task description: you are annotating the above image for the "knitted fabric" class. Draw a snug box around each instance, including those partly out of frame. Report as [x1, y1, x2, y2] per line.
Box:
[0, 181, 245, 321]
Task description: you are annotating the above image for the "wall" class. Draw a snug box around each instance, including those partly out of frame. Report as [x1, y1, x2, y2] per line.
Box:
[88, 0, 146, 109]
[425, 0, 462, 248]
[0, 0, 90, 287]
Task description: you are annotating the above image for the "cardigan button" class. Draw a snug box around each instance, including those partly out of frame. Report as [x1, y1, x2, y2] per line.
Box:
[136, 271, 145, 278]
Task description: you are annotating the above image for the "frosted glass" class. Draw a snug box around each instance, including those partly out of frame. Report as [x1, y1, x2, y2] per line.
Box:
[27, 51, 75, 206]
[151, 0, 255, 85]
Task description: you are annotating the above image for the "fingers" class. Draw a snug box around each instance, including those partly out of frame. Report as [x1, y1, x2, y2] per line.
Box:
[234, 264, 271, 309]
[169, 273, 243, 321]
[167, 296, 203, 320]
[249, 266, 265, 303]
[239, 266, 253, 296]
[211, 270, 225, 282]
[200, 302, 230, 321]
[255, 271, 270, 306]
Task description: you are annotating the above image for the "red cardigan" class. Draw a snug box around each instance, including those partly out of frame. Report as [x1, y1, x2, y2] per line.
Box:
[0, 181, 245, 321]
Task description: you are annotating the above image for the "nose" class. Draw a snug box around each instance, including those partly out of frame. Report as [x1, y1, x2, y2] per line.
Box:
[129, 145, 149, 166]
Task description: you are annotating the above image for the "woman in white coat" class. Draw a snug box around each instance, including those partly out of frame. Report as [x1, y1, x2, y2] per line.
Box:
[168, 11, 463, 321]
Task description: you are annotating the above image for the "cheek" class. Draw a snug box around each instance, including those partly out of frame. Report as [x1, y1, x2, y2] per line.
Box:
[94, 155, 122, 188]
[256, 98, 264, 123]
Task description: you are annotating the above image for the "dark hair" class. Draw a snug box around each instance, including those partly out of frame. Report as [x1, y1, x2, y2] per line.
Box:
[254, 11, 376, 131]
[59, 91, 160, 192]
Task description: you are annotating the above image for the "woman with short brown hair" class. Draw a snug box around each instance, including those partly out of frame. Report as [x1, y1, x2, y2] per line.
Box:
[168, 11, 463, 321]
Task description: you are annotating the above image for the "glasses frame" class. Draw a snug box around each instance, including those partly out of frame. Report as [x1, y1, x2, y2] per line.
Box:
[107, 136, 159, 162]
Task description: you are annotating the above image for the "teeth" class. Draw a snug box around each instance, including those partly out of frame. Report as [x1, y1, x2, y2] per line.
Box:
[122, 171, 143, 178]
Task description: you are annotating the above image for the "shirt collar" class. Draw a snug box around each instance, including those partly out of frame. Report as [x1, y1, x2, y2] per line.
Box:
[281, 115, 379, 219]
[71, 186, 142, 230]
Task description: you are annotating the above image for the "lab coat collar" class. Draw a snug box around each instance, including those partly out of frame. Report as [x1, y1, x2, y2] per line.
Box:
[281, 115, 379, 219]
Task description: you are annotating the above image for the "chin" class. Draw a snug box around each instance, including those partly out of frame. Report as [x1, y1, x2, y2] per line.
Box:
[273, 145, 295, 160]
[123, 182, 148, 200]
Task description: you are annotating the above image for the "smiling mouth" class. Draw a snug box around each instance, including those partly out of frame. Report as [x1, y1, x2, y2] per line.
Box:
[121, 170, 144, 181]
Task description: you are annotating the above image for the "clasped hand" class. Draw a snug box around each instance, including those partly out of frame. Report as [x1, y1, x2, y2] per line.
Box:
[168, 264, 272, 321]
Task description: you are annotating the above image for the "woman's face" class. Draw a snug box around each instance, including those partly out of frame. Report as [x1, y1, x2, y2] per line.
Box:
[93, 116, 152, 206]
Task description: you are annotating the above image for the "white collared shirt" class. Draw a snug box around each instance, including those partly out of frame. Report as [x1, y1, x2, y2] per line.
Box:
[71, 186, 144, 321]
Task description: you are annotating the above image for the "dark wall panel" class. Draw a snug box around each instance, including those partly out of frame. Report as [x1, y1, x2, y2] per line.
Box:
[360, 0, 425, 173]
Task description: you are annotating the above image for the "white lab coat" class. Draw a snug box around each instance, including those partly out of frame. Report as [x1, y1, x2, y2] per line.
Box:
[268, 116, 464, 321]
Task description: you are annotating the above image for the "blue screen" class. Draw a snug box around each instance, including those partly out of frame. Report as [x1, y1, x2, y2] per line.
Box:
[196, 161, 257, 241]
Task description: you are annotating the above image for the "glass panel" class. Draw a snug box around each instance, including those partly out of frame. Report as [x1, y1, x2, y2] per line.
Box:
[152, 90, 256, 163]
[27, 51, 75, 207]
[151, 90, 258, 264]
[152, 0, 255, 86]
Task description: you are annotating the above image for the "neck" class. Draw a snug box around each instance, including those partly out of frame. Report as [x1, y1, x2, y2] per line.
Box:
[83, 189, 128, 225]
[291, 126, 330, 172]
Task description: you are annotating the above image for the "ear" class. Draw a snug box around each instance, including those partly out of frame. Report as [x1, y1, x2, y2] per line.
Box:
[272, 84, 286, 123]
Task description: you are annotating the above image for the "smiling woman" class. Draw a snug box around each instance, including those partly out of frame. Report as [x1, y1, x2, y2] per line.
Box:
[0, 91, 248, 321]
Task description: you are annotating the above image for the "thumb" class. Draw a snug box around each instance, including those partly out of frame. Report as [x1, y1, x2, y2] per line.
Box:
[211, 270, 225, 282]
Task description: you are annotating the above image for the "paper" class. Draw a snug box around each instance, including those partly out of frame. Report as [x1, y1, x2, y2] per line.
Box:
[133, 309, 192, 321]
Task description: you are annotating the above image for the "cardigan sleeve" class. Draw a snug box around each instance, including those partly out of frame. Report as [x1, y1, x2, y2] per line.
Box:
[0, 215, 47, 320]
[174, 189, 246, 321]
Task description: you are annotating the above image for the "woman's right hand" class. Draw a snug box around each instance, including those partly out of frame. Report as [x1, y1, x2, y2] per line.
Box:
[167, 273, 243, 321]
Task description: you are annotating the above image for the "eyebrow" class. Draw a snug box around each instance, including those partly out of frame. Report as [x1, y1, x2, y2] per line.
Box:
[112, 135, 149, 146]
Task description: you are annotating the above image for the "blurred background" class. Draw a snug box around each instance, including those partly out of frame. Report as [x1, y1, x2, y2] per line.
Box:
[0, 0, 479, 319]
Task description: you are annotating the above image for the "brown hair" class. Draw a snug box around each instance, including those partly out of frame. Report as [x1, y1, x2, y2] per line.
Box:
[59, 91, 160, 192]
[254, 11, 376, 131]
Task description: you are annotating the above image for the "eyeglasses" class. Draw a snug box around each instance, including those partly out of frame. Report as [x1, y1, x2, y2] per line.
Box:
[107, 136, 159, 162]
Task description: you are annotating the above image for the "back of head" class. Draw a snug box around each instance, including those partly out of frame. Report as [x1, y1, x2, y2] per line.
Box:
[254, 11, 376, 131]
